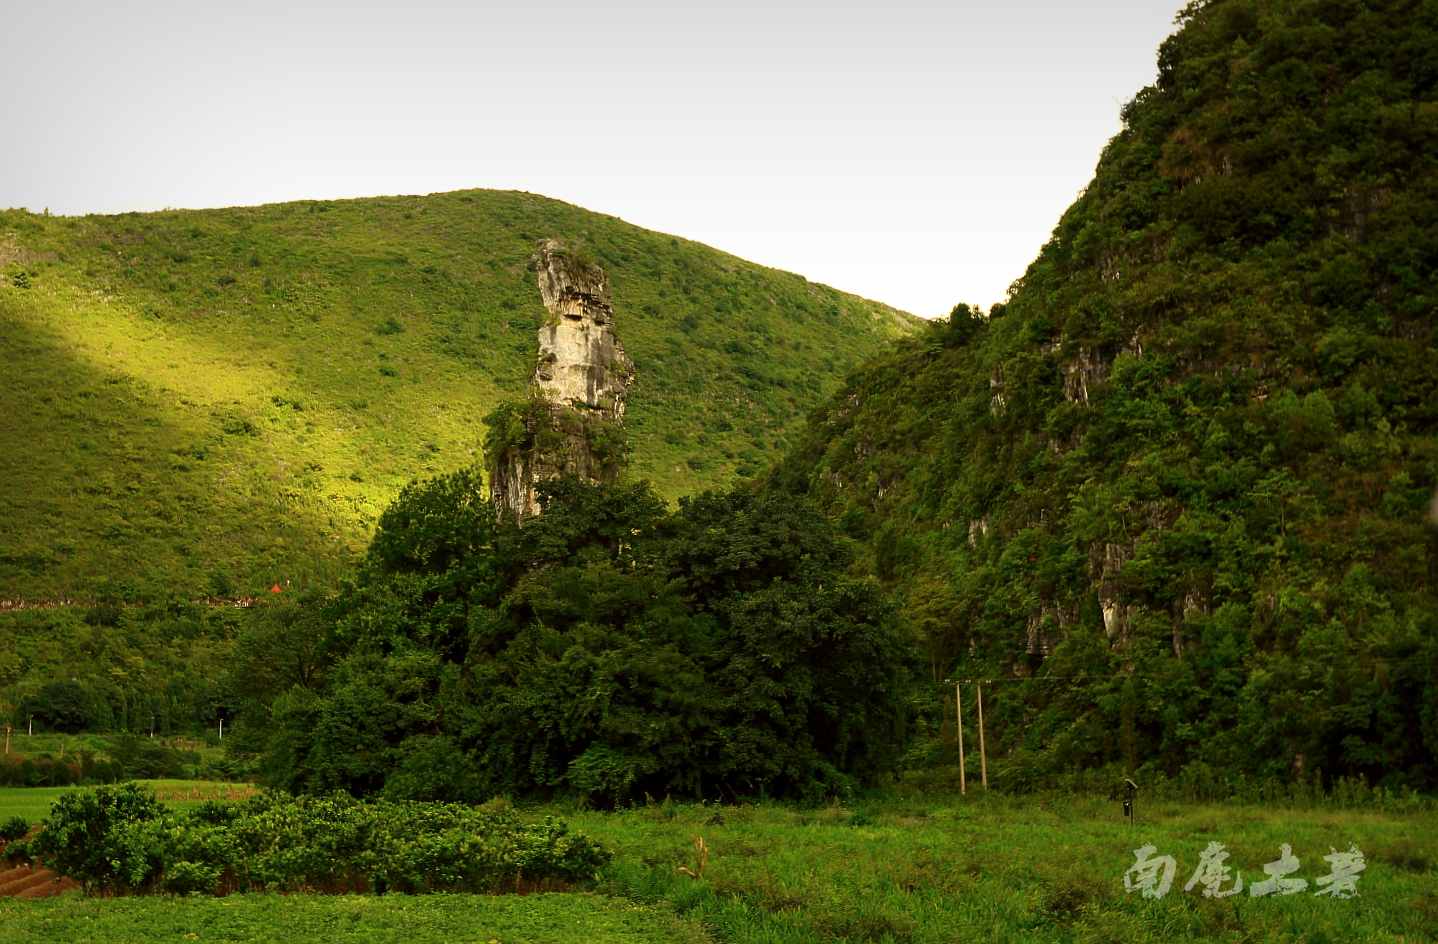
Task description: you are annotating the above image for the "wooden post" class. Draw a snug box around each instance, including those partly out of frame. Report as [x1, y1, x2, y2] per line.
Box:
[977, 682, 988, 790]
[956, 681, 966, 795]
[4, 726, 9, 755]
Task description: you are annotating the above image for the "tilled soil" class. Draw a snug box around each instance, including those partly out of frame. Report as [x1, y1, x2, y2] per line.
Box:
[0, 834, 79, 899]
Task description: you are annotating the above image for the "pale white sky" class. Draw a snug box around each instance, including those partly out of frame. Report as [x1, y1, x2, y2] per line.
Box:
[2, 1, 1187, 317]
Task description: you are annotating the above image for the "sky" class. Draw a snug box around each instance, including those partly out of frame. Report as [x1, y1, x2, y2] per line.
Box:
[2, 0, 1189, 318]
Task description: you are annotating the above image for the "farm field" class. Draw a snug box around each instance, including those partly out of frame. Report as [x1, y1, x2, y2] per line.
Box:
[571, 794, 1438, 943]
[0, 781, 253, 826]
[0, 892, 705, 944]
[2, 791, 1435, 943]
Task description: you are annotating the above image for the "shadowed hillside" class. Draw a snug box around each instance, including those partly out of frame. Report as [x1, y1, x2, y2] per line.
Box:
[771, 0, 1438, 789]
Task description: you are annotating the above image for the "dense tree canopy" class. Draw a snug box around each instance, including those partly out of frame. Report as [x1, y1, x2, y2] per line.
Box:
[771, 0, 1438, 791]
[241, 472, 910, 804]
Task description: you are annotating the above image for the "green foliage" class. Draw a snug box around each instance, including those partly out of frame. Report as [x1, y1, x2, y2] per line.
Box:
[29, 781, 165, 893]
[0, 751, 123, 788]
[24, 679, 93, 733]
[0, 892, 700, 944]
[108, 734, 189, 780]
[2, 838, 31, 866]
[581, 793, 1435, 944]
[255, 476, 910, 803]
[483, 395, 632, 493]
[4, 790, 1433, 940]
[770, 0, 1438, 791]
[938, 302, 987, 349]
[0, 814, 29, 841]
[227, 591, 334, 704]
[367, 467, 493, 577]
[0, 600, 246, 742]
[27, 783, 608, 896]
[0, 190, 917, 604]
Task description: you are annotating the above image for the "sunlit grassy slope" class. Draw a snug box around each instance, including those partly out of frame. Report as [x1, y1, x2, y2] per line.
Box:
[0, 191, 919, 601]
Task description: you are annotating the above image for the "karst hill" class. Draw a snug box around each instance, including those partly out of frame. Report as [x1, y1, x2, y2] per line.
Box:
[0, 190, 919, 602]
[771, 0, 1438, 786]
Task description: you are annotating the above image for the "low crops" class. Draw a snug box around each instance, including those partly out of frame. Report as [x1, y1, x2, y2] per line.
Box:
[5, 783, 609, 896]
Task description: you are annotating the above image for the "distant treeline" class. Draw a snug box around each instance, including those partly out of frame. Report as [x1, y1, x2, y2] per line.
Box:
[1, 604, 241, 741]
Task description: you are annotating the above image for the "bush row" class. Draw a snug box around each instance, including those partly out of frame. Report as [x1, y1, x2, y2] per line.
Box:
[13, 783, 609, 896]
[0, 754, 126, 787]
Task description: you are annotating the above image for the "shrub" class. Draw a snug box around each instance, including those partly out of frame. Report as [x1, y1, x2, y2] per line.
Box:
[3, 839, 31, 866]
[107, 815, 238, 895]
[109, 734, 183, 779]
[30, 782, 165, 893]
[30, 786, 608, 896]
[0, 815, 30, 841]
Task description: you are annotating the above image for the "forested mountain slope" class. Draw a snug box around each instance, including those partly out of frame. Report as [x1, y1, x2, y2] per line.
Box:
[0, 191, 917, 601]
[771, 0, 1438, 788]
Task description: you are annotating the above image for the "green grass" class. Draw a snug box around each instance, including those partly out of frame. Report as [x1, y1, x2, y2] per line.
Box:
[0, 785, 71, 826]
[0, 191, 919, 603]
[570, 793, 1438, 943]
[0, 893, 708, 944]
[0, 782, 253, 826]
[1, 734, 112, 758]
[2, 793, 1434, 942]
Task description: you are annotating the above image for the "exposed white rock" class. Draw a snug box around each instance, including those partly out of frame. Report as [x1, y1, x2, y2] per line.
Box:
[1095, 541, 1137, 647]
[1062, 346, 1110, 405]
[489, 241, 636, 522]
[532, 240, 634, 420]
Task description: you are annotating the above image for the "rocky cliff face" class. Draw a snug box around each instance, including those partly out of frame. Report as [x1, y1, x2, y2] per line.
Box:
[489, 241, 634, 521]
[532, 240, 635, 420]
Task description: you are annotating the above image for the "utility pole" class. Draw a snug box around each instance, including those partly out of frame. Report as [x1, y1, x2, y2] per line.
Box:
[937, 673, 1151, 796]
[4, 726, 9, 755]
[977, 682, 988, 790]
[218, 718, 224, 740]
[28, 715, 32, 737]
[956, 681, 966, 794]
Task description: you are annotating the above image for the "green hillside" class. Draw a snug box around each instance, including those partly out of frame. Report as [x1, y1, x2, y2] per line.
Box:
[0, 190, 918, 601]
[770, 0, 1438, 788]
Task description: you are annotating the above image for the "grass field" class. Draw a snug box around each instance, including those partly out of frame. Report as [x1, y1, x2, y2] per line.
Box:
[568, 794, 1438, 943]
[0, 781, 253, 825]
[0, 893, 707, 944]
[3, 790, 1434, 942]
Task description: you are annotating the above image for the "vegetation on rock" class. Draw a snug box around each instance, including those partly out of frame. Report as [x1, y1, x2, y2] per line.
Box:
[769, 0, 1438, 790]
